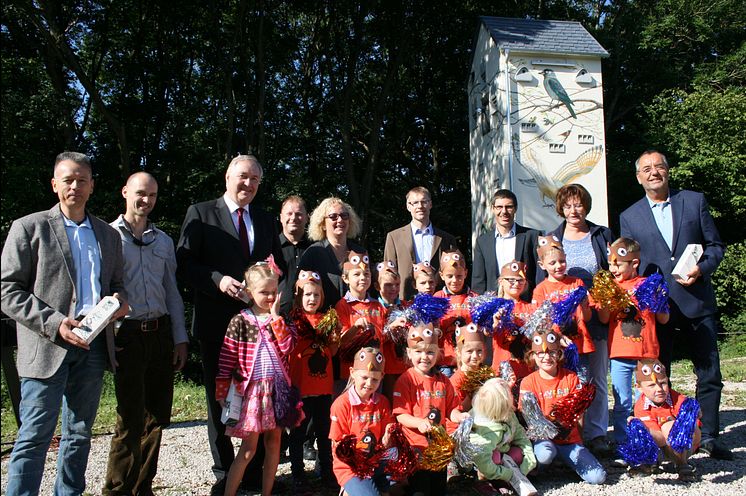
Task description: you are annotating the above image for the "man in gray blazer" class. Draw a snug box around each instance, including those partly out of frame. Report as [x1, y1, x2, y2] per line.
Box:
[620, 150, 730, 460]
[1, 152, 128, 495]
[384, 186, 457, 300]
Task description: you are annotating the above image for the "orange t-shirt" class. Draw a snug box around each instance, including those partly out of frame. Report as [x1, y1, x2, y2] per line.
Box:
[519, 368, 583, 445]
[329, 389, 393, 487]
[633, 389, 688, 433]
[335, 297, 387, 379]
[392, 367, 460, 449]
[381, 305, 409, 375]
[449, 369, 470, 411]
[491, 300, 535, 380]
[288, 312, 334, 397]
[532, 277, 594, 354]
[607, 277, 659, 360]
[434, 289, 477, 366]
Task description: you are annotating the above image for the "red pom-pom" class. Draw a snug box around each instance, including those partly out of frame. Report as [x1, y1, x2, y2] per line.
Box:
[549, 383, 596, 430]
[384, 423, 418, 481]
[335, 434, 385, 478]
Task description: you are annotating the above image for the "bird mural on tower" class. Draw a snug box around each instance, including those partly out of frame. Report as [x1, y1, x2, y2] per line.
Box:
[514, 138, 604, 206]
[540, 69, 577, 119]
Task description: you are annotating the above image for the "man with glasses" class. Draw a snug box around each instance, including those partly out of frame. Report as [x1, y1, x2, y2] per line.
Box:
[472, 189, 541, 299]
[176, 155, 286, 494]
[620, 150, 730, 460]
[104, 172, 189, 495]
[384, 186, 457, 300]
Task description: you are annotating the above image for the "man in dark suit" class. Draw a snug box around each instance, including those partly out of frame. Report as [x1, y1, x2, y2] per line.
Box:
[1, 152, 128, 494]
[620, 150, 730, 460]
[472, 189, 541, 298]
[384, 186, 457, 300]
[176, 155, 286, 494]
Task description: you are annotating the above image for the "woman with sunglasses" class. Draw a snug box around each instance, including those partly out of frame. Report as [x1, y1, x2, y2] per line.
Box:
[297, 197, 366, 311]
[547, 183, 615, 457]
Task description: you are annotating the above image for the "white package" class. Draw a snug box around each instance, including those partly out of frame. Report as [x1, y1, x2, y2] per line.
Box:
[220, 382, 243, 427]
[503, 454, 538, 496]
[72, 296, 120, 344]
[672, 244, 703, 281]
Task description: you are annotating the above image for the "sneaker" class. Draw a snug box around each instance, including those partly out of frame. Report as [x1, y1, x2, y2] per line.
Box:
[611, 457, 629, 468]
[303, 441, 318, 461]
[588, 436, 615, 457]
[698, 439, 734, 460]
[677, 463, 698, 481]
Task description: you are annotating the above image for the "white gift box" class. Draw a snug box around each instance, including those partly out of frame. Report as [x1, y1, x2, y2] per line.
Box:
[221, 382, 243, 427]
[72, 296, 120, 344]
[503, 454, 538, 496]
[672, 244, 703, 282]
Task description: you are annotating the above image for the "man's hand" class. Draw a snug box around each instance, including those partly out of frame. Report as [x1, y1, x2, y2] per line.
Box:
[679, 265, 702, 287]
[112, 292, 129, 320]
[173, 342, 188, 371]
[219, 276, 246, 300]
[58, 317, 90, 350]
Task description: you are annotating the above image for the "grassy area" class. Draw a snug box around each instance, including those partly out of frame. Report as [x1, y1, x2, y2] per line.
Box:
[1, 370, 206, 445]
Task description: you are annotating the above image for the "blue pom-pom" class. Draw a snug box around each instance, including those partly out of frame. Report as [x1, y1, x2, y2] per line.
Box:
[635, 273, 670, 314]
[552, 286, 588, 328]
[563, 342, 579, 373]
[618, 418, 659, 466]
[469, 296, 515, 333]
[668, 397, 700, 453]
[411, 293, 450, 325]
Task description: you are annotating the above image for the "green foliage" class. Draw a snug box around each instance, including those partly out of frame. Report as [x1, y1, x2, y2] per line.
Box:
[712, 241, 746, 319]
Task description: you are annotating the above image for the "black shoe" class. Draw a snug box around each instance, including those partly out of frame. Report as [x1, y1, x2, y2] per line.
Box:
[303, 442, 317, 461]
[698, 439, 734, 460]
[210, 478, 227, 496]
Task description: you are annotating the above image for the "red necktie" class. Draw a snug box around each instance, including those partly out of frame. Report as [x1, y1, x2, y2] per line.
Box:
[237, 207, 250, 259]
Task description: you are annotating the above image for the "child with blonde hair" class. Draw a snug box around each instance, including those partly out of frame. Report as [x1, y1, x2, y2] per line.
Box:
[215, 260, 302, 496]
[470, 378, 536, 492]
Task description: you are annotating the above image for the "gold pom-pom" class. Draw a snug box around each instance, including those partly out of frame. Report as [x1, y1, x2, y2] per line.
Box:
[419, 425, 455, 471]
[458, 365, 497, 398]
[316, 308, 340, 346]
[590, 270, 633, 314]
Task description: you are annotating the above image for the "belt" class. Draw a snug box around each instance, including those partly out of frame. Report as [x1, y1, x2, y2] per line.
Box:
[119, 315, 170, 332]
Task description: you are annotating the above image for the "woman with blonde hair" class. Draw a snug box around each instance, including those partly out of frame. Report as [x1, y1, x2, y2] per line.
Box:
[297, 197, 365, 310]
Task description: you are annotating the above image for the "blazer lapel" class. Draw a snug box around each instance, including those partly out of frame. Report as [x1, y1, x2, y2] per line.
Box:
[216, 198, 239, 241]
[431, 229, 443, 261]
[48, 206, 76, 294]
[669, 190, 685, 254]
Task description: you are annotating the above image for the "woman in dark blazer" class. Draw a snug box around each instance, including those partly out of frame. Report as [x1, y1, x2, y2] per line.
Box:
[549, 183, 615, 456]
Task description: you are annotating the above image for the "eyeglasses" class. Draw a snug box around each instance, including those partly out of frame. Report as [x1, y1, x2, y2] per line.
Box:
[536, 351, 560, 358]
[562, 204, 584, 211]
[637, 163, 668, 176]
[408, 200, 431, 207]
[492, 204, 516, 211]
[503, 277, 525, 285]
[327, 212, 350, 221]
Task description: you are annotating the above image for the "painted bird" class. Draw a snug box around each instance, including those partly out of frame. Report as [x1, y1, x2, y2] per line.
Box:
[540, 69, 577, 119]
[514, 139, 604, 205]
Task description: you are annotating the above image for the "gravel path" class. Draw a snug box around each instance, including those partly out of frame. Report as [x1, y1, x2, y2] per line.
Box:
[2, 408, 744, 495]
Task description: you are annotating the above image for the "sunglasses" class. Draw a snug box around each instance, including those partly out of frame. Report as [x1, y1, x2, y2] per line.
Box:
[327, 212, 350, 221]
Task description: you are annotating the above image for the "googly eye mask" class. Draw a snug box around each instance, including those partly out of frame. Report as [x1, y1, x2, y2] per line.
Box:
[635, 358, 667, 383]
[413, 261, 435, 276]
[440, 250, 466, 269]
[607, 242, 638, 263]
[530, 330, 561, 354]
[455, 322, 484, 345]
[295, 270, 322, 291]
[353, 348, 385, 373]
[536, 235, 563, 259]
[376, 260, 399, 277]
[406, 323, 441, 348]
[500, 260, 527, 279]
[343, 250, 370, 271]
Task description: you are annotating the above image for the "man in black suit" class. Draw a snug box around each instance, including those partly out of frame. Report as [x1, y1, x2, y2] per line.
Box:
[176, 155, 286, 493]
[620, 150, 730, 460]
[472, 189, 541, 298]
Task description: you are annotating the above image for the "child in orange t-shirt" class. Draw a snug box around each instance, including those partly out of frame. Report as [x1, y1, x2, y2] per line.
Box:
[598, 238, 670, 445]
[329, 347, 395, 494]
[288, 270, 339, 488]
[374, 261, 409, 399]
[492, 261, 535, 382]
[434, 249, 477, 376]
[375, 260, 402, 309]
[518, 329, 606, 485]
[335, 251, 386, 387]
[532, 235, 594, 354]
[631, 358, 701, 479]
[450, 323, 488, 413]
[393, 322, 465, 496]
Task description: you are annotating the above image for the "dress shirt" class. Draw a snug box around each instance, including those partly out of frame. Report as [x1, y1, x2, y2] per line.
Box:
[223, 194, 255, 253]
[410, 222, 434, 264]
[494, 224, 517, 275]
[111, 215, 188, 344]
[648, 196, 673, 251]
[62, 214, 101, 317]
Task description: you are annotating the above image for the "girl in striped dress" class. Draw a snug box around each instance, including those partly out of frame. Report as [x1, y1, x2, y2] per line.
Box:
[215, 259, 301, 496]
